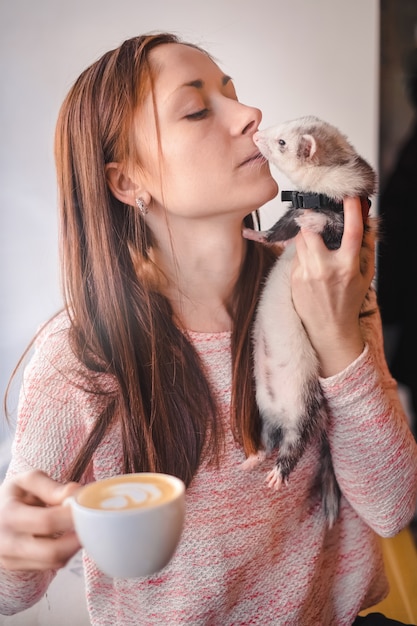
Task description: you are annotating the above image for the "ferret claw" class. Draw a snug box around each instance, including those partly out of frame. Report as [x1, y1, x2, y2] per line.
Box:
[266, 467, 285, 490]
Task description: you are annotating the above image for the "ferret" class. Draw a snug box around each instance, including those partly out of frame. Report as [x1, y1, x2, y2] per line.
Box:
[245, 115, 377, 527]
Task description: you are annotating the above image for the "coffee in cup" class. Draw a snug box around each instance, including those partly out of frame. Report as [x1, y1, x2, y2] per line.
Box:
[68, 473, 185, 578]
[76, 473, 178, 511]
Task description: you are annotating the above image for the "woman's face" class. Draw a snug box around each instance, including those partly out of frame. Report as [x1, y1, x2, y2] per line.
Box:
[135, 43, 278, 220]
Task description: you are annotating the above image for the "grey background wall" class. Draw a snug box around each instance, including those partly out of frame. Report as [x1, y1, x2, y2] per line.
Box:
[0, 0, 379, 450]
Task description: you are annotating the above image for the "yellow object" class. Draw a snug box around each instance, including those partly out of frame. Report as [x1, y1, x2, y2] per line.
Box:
[360, 525, 417, 623]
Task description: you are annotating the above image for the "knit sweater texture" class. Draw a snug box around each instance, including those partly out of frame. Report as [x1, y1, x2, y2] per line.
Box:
[1, 294, 417, 625]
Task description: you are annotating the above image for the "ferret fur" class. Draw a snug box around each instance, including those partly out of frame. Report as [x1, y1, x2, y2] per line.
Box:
[247, 116, 377, 527]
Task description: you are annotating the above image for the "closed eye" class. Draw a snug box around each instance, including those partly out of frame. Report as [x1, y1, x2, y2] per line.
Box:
[185, 109, 210, 120]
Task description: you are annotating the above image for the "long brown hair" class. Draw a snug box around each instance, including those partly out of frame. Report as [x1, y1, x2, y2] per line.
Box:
[53, 33, 277, 485]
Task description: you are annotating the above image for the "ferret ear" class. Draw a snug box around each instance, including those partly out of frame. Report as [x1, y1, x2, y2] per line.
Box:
[298, 134, 317, 161]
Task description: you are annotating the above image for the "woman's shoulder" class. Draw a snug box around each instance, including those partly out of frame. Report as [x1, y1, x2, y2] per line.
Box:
[34, 309, 72, 349]
[30, 309, 77, 373]
[27, 310, 115, 393]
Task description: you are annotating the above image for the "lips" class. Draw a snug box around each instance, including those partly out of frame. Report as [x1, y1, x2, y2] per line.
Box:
[238, 151, 266, 167]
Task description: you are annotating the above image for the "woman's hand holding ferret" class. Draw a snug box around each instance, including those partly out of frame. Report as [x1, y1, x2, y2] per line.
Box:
[290, 196, 375, 378]
[0, 470, 81, 571]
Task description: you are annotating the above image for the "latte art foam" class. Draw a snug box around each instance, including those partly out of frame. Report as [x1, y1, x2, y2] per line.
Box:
[100, 483, 164, 510]
[76, 474, 177, 511]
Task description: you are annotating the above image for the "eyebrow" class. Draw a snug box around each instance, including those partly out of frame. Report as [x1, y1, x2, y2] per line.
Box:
[180, 75, 232, 90]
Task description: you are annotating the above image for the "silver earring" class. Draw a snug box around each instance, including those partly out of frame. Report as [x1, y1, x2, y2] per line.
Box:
[135, 197, 149, 216]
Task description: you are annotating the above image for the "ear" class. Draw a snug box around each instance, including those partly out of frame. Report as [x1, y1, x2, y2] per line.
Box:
[298, 134, 317, 161]
[105, 162, 151, 207]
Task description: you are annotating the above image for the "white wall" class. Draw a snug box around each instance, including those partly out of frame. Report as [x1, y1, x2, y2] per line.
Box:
[0, 0, 380, 446]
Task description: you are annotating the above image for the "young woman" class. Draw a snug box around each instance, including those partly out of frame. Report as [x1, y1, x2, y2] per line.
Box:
[0, 33, 416, 626]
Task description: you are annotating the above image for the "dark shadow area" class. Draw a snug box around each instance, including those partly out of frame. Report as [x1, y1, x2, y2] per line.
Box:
[377, 0, 417, 439]
[378, 0, 417, 549]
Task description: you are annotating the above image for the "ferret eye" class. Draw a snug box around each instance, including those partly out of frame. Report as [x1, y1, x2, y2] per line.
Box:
[278, 139, 286, 146]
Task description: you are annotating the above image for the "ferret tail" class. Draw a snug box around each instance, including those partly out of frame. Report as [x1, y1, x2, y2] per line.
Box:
[320, 435, 341, 528]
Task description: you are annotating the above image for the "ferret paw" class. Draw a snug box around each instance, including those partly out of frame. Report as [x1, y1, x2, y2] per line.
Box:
[241, 451, 267, 471]
[241, 228, 268, 243]
[266, 467, 286, 490]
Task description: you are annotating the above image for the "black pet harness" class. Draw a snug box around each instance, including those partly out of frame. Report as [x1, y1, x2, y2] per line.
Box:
[281, 190, 344, 212]
[281, 190, 371, 211]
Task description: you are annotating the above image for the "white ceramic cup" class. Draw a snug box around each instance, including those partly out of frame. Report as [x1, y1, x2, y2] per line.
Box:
[67, 472, 185, 578]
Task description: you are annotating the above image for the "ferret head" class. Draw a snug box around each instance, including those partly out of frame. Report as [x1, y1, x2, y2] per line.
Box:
[253, 116, 357, 187]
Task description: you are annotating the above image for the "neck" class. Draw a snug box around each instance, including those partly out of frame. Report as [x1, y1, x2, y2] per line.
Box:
[149, 215, 247, 332]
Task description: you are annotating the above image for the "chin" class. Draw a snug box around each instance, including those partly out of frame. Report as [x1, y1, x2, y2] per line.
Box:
[256, 176, 279, 206]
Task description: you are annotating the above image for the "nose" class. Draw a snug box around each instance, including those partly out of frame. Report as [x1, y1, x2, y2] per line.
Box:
[230, 101, 262, 136]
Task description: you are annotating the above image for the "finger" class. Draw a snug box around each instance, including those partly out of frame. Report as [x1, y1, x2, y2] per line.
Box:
[292, 229, 311, 269]
[0, 532, 81, 571]
[7, 470, 80, 507]
[2, 496, 77, 536]
[1, 471, 80, 536]
[361, 229, 376, 281]
[361, 196, 371, 222]
[293, 225, 328, 265]
[340, 197, 364, 256]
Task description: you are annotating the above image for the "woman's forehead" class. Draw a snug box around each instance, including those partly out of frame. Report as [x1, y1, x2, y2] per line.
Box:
[149, 43, 224, 92]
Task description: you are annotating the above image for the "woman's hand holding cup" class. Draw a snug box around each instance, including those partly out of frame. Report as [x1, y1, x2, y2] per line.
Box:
[0, 470, 81, 571]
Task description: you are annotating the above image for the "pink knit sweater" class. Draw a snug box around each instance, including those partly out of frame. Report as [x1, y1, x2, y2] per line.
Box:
[1, 295, 417, 625]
